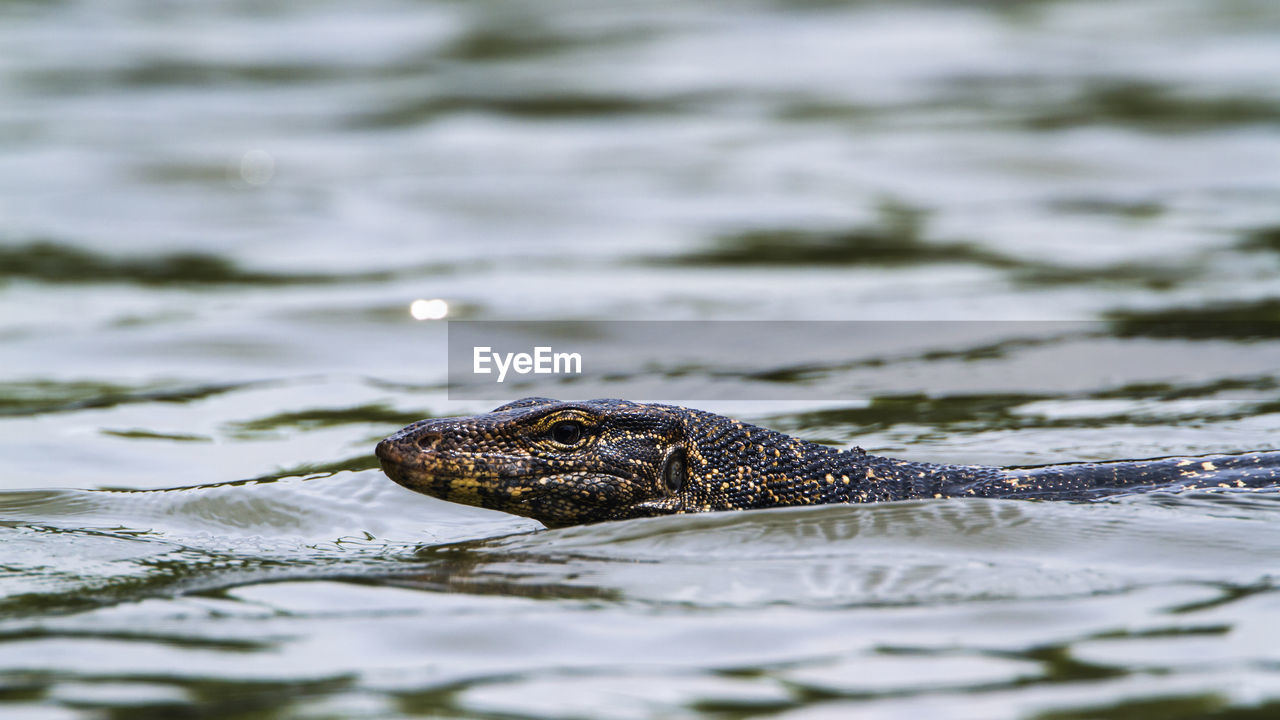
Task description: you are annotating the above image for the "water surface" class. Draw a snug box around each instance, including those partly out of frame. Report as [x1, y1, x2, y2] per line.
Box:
[3, 0, 1280, 718]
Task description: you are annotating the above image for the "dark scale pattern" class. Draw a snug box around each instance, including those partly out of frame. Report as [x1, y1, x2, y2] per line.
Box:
[375, 398, 1280, 527]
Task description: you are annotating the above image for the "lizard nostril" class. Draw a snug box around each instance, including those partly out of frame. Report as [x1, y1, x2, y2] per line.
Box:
[415, 431, 443, 451]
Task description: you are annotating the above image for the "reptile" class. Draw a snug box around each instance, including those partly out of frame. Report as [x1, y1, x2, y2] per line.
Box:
[375, 397, 1280, 528]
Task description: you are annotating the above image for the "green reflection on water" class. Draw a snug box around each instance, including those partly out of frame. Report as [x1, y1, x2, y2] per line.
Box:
[226, 404, 431, 438]
[351, 91, 704, 129]
[1240, 226, 1280, 254]
[659, 202, 1195, 290]
[1025, 82, 1280, 132]
[0, 380, 260, 418]
[1108, 299, 1280, 339]
[0, 241, 458, 287]
[1033, 694, 1265, 720]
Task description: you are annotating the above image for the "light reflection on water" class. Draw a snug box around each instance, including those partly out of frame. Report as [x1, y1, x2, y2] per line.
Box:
[2, 0, 1280, 717]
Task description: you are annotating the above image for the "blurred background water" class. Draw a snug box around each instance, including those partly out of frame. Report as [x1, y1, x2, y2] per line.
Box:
[2, 0, 1280, 718]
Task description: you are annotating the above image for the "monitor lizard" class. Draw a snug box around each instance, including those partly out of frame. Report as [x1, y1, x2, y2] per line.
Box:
[376, 397, 1280, 528]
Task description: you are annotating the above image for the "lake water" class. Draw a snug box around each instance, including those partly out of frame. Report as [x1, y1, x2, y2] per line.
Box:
[2, 0, 1280, 718]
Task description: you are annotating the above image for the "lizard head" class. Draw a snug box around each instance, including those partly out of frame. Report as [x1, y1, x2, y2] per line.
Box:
[376, 398, 692, 527]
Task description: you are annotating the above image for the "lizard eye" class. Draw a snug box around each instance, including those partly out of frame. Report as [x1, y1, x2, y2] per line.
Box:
[662, 448, 686, 494]
[549, 420, 584, 446]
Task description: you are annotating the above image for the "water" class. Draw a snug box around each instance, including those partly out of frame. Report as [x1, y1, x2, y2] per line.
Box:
[2, 0, 1280, 717]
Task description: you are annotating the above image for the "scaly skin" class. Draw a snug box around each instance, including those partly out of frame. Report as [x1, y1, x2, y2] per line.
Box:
[375, 397, 1280, 528]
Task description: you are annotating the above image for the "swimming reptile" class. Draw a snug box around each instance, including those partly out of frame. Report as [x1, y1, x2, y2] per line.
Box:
[375, 397, 1280, 528]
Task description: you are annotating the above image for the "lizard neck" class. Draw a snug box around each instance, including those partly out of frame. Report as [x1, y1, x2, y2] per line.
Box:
[678, 410, 998, 511]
